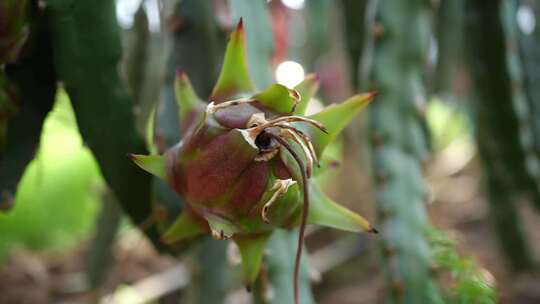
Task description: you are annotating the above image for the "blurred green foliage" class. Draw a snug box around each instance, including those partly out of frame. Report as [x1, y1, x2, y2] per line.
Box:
[426, 98, 473, 151]
[427, 228, 497, 304]
[0, 91, 101, 260]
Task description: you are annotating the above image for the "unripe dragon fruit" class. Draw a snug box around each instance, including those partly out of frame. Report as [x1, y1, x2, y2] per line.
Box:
[130, 19, 376, 304]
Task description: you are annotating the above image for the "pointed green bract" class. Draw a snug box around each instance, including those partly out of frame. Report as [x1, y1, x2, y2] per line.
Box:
[234, 233, 272, 285]
[294, 74, 320, 115]
[308, 181, 373, 232]
[254, 83, 299, 114]
[206, 213, 241, 239]
[211, 19, 254, 103]
[307, 92, 375, 157]
[129, 154, 167, 181]
[175, 69, 206, 122]
[145, 105, 157, 154]
[162, 211, 206, 244]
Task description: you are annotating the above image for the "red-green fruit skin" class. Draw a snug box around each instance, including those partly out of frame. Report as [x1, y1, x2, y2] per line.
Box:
[164, 103, 303, 235]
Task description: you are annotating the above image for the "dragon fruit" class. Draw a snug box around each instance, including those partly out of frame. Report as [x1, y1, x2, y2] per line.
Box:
[130, 19, 376, 304]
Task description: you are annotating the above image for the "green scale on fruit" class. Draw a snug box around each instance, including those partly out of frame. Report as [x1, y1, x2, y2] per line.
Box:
[130, 19, 377, 304]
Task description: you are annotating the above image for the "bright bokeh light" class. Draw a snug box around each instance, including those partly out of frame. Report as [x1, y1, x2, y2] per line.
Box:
[116, 0, 142, 28]
[517, 5, 536, 35]
[275, 60, 305, 88]
[144, 0, 161, 32]
[281, 0, 305, 10]
[116, 0, 161, 32]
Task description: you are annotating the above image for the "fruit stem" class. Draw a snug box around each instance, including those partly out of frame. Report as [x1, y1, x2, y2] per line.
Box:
[268, 133, 309, 304]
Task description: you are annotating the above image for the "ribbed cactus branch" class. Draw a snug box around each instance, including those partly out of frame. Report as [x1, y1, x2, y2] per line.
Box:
[365, 1, 443, 302]
[86, 191, 122, 291]
[341, 0, 370, 89]
[515, 0, 540, 211]
[123, 4, 158, 137]
[464, 0, 536, 270]
[502, 0, 540, 208]
[46, 0, 162, 247]
[304, 0, 333, 71]
[264, 230, 315, 304]
[229, 0, 274, 89]
[194, 239, 230, 304]
[1, 6, 56, 211]
[433, 0, 465, 96]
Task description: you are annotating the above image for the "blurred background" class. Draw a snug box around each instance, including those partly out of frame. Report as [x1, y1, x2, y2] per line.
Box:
[1, 0, 540, 303]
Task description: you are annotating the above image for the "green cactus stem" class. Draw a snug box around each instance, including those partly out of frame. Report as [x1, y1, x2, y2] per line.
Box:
[363, 1, 443, 302]
[433, 0, 466, 97]
[0, 0, 30, 152]
[1, 5, 56, 211]
[46, 0, 163, 247]
[464, 0, 536, 270]
[123, 4, 159, 137]
[229, 0, 274, 89]
[501, 0, 540, 208]
[341, 0, 370, 88]
[0, 0, 29, 63]
[514, 0, 540, 211]
[86, 190, 122, 291]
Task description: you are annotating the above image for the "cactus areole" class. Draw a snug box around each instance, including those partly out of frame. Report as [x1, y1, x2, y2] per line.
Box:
[130, 19, 376, 304]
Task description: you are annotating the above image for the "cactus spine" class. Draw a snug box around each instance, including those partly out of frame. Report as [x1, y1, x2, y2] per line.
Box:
[365, 1, 443, 302]
[464, 0, 536, 270]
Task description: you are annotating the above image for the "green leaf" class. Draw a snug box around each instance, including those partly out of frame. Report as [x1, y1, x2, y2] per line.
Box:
[308, 181, 375, 233]
[128, 154, 167, 181]
[294, 74, 320, 115]
[234, 232, 272, 286]
[254, 83, 299, 114]
[307, 92, 375, 157]
[210, 19, 254, 103]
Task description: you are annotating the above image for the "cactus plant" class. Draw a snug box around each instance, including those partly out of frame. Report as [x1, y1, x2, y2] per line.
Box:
[433, 0, 465, 97]
[46, 0, 162, 247]
[359, 1, 444, 302]
[131, 20, 377, 304]
[341, 0, 371, 89]
[514, 0, 540, 211]
[0, 0, 29, 63]
[501, 0, 540, 208]
[1, 3, 56, 211]
[464, 0, 537, 270]
[0, 0, 29, 152]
